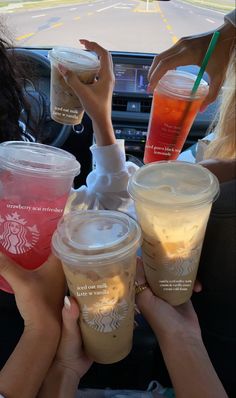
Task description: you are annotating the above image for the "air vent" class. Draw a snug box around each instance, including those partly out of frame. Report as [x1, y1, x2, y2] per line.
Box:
[140, 98, 152, 113]
[112, 97, 128, 111]
[112, 97, 152, 113]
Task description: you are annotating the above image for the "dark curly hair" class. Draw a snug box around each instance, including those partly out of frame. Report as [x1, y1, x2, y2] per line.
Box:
[0, 23, 35, 143]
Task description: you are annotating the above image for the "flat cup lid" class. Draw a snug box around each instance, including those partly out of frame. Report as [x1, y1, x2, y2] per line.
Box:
[52, 210, 142, 265]
[128, 161, 219, 209]
[0, 141, 80, 177]
[157, 70, 209, 99]
[48, 47, 100, 71]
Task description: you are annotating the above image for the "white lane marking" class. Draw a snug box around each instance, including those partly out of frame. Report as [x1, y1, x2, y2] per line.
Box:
[206, 18, 215, 23]
[70, 7, 77, 10]
[32, 14, 46, 18]
[115, 6, 130, 8]
[176, 0, 224, 15]
[97, 2, 121, 12]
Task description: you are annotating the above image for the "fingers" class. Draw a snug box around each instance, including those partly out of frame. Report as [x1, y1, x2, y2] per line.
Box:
[79, 39, 114, 82]
[58, 64, 89, 98]
[0, 252, 27, 290]
[61, 296, 82, 354]
[148, 48, 187, 92]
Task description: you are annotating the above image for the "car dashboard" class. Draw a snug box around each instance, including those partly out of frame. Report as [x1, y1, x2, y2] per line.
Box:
[17, 47, 220, 174]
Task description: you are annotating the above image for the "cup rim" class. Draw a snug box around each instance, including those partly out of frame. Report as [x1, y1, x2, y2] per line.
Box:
[156, 69, 209, 100]
[0, 141, 81, 177]
[52, 210, 142, 265]
[48, 47, 100, 71]
[128, 160, 220, 209]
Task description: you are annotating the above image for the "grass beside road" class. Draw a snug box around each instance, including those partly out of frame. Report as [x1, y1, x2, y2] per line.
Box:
[179, 0, 235, 13]
[0, 0, 93, 9]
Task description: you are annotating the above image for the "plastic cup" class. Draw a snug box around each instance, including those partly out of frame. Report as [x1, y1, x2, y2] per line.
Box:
[52, 210, 141, 364]
[144, 70, 209, 163]
[128, 161, 219, 306]
[48, 47, 100, 125]
[0, 141, 80, 293]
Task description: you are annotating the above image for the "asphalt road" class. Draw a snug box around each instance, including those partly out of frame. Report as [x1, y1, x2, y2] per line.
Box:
[1, 0, 225, 52]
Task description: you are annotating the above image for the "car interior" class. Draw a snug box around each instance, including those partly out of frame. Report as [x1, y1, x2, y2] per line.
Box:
[0, 0, 232, 398]
[0, 45, 221, 392]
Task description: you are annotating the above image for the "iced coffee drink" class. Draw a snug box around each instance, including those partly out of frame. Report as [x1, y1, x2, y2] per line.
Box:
[52, 210, 141, 364]
[48, 47, 100, 125]
[128, 161, 219, 306]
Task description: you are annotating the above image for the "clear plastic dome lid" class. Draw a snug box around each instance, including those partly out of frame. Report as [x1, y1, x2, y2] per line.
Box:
[157, 70, 209, 99]
[0, 141, 80, 177]
[48, 47, 100, 71]
[52, 210, 142, 264]
[128, 161, 219, 208]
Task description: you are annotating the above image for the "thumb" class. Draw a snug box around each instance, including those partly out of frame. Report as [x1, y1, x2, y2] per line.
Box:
[58, 64, 89, 98]
[57, 296, 82, 359]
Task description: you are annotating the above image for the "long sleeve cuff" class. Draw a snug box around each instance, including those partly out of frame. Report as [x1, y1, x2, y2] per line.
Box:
[90, 141, 126, 174]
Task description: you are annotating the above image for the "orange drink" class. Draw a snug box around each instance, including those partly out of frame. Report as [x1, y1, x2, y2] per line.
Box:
[144, 70, 208, 163]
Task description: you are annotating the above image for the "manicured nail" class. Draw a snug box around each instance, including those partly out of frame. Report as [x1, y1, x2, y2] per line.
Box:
[64, 296, 71, 310]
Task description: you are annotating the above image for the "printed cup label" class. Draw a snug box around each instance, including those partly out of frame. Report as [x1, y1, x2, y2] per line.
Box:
[0, 211, 40, 255]
[82, 297, 128, 333]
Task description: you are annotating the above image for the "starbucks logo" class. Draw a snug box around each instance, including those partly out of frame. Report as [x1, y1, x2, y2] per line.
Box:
[82, 297, 128, 333]
[0, 212, 40, 255]
[163, 247, 201, 277]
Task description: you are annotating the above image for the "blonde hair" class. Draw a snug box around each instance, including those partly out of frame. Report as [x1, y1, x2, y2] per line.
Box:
[204, 49, 236, 160]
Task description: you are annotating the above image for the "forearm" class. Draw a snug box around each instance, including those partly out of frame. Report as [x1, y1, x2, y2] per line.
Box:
[158, 334, 228, 398]
[92, 117, 116, 146]
[37, 364, 79, 398]
[0, 327, 60, 398]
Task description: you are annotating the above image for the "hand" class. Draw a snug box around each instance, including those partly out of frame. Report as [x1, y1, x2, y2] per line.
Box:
[0, 253, 66, 333]
[54, 296, 93, 380]
[58, 39, 115, 146]
[38, 296, 92, 397]
[135, 258, 202, 344]
[148, 19, 235, 109]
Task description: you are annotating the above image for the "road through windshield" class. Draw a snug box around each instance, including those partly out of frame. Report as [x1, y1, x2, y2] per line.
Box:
[0, 0, 234, 52]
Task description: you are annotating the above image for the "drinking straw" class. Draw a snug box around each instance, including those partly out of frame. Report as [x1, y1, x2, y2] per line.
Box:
[191, 31, 220, 96]
[177, 31, 220, 144]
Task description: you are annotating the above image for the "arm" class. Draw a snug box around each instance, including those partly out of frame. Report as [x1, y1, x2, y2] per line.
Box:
[0, 254, 66, 398]
[59, 41, 139, 215]
[148, 12, 236, 109]
[135, 259, 228, 398]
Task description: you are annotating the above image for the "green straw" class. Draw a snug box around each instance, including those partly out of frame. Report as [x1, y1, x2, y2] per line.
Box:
[191, 31, 220, 96]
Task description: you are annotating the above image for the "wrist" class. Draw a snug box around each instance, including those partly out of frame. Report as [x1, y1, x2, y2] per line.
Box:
[92, 118, 116, 146]
[38, 362, 79, 398]
[158, 327, 203, 351]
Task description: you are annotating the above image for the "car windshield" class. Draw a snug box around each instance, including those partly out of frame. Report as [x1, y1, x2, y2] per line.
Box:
[0, 0, 234, 52]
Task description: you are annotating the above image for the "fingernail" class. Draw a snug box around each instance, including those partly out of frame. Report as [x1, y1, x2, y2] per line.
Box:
[64, 296, 71, 310]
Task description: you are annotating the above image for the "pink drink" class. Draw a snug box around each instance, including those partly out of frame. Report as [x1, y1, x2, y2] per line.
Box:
[0, 142, 80, 293]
